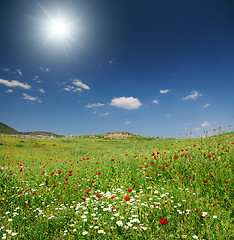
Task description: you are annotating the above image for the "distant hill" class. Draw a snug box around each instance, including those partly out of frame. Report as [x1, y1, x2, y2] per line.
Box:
[0, 122, 62, 138]
[23, 131, 63, 138]
[0, 122, 19, 134]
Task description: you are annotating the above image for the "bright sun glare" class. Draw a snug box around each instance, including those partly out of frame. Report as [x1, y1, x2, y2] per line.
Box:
[49, 19, 70, 39]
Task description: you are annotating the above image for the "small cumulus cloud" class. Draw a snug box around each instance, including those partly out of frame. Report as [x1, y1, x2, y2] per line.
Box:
[23, 93, 41, 103]
[202, 103, 210, 109]
[194, 127, 201, 131]
[39, 88, 45, 93]
[0, 79, 31, 89]
[110, 97, 142, 110]
[160, 89, 170, 94]
[99, 113, 109, 117]
[152, 99, 159, 104]
[2, 68, 10, 72]
[6, 89, 13, 93]
[164, 113, 171, 119]
[125, 120, 131, 125]
[183, 90, 202, 101]
[86, 103, 104, 108]
[17, 69, 22, 77]
[40, 67, 49, 72]
[33, 75, 41, 83]
[73, 79, 90, 90]
[64, 86, 82, 92]
[64, 79, 90, 93]
[201, 121, 211, 127]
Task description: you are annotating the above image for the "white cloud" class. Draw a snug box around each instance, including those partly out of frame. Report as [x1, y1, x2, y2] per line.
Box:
[23, 93, 41, 103]
[125, 120, 131, 124]
[64, 86, 72, 92]
[39, 88, 45, 93]
[152, 99, 159, 104]
[202, 103, 210, 109]
[40, 67, 49, 72]
[0, 79, 31, 89]
[160, 89, 170, 94]
[164, 113, 171, 119]
[17, 69, 22, 76]
[64, 86, 82, 92]
[3, 68, 10, 72]
[6, 89, 13, 93]
[64, 79, 90, 93]
[201, 121, 211, 127]
[33, 75, 41, 83]
[86, 103, 104, 108]
[99, 113, 109, 117]
[73, 79, 90, 90]
[183, 90, 202, 101]
[194, 127, 201, 131]
[110, 97, 142, 110]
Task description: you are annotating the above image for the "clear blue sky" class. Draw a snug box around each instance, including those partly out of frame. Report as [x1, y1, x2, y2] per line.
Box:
[0, 0, 233, 137]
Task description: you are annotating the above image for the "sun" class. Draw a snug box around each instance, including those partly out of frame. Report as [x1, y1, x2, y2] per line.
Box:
[49, 18, 70, 39]
[35, 4, 83, 56]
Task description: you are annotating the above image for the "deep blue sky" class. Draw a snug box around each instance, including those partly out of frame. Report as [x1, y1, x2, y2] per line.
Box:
[0, 0, 233, 137]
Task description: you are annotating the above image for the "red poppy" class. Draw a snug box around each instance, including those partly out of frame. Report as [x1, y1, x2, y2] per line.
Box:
[64, 178, 68, 181]
[50, 172, 54, 176]
[204, 180, 208, 183]
[91, 181, 94, 184]
[111, 196, 115, 199]
[160, 219, 167, 225]
[86, 190, 90, 194]
[210, 175, 213, 178]
[124, 196, 130, 201]
[53, 184, 56, 187]
[58, 170, 61, 174]
[69, 171, 72, 173]
[7, 177, 10, 180]
[128, 189, 133, 192]
[225, 181, 229, 183]
[111, 159, 114, 161]
[96, 194, 100, 197]
[19, 168, 23, 172]
[150, 162, 154, 164]
[26, 206, 29, 208]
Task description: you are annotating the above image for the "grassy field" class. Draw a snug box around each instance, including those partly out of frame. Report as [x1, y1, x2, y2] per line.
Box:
[0, 133, 233, 239]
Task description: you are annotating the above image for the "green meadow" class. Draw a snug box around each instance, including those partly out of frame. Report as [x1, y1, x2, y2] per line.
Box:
[0, 133, 233, 239]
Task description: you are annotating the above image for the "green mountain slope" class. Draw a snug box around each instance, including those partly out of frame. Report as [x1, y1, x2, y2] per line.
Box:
[0, 122, 19, 134]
